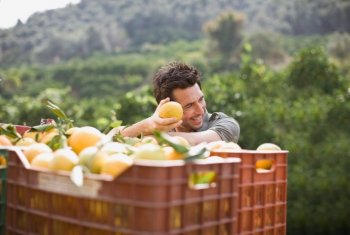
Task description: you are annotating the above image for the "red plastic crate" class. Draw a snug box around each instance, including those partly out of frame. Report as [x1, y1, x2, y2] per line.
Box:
[210, 149, 288, 235]
[5, 147, 241, 235]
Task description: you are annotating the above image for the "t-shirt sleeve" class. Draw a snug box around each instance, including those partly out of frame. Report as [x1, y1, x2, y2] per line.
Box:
[208, 113, 240, 143]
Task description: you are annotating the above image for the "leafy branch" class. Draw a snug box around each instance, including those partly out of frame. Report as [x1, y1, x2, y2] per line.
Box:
[153, 131, 209, 161]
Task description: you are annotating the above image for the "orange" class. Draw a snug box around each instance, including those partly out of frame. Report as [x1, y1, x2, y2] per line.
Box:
[49, 148, 79, 171]
[78, 146, 108, 174]
[164, 135, 190, 147]
[44, 128, 59, 135]
[256, 159, 273, 170]
[0, 135, 12, 146]
[23, 130, 44, 142]
[173, 136, 190, 146]
[65, 127, 80, 135]
[141, 136, 158, 145]
[133, 144, 165, 160]
[206, 141, 226, 152]
[68, 126, 102, 155]
[0, 134, 21, 145]
[0, 156, 7, 166]
[159, 101, 183, 121]
[23, 143, 53, 163]
[257, 143, 281, 151]
[101, 142, 128, 155]
[31, 152, 54, 168]
[15, 137, 36, 146]
[219, 142, 242, 150]
[40, 132, 59, 144]
[101, 153, 133, 177]
[131, 138, 142, 147]
[65, 127, 80, 146]
[162, 146, 186, 160]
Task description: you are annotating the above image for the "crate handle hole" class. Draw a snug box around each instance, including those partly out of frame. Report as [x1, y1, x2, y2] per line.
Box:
[0, 151, 8, 168]
[188, 171, 217, 190]
[255, 159, 275, 173]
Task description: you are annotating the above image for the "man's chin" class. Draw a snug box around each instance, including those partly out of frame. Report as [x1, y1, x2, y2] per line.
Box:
[191, 122, 203, 131]
[178, 120, 203, 132]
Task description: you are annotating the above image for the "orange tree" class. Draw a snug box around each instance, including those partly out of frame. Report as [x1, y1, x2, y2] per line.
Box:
[203, 46, 350, 234]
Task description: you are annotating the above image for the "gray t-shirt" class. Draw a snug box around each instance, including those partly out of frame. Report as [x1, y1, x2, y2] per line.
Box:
[195, 110, 240, 143]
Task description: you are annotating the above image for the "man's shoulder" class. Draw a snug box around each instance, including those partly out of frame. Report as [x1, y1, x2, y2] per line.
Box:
[209, 112, 239, 126]
[210, 112, 230, 120]
[205, 111, 240, 143]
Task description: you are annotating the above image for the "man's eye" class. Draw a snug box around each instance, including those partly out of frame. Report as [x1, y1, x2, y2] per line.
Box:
[185, 104, 192, 108]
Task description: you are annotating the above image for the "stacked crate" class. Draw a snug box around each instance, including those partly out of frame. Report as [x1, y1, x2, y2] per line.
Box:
[210, 149, 288, 235]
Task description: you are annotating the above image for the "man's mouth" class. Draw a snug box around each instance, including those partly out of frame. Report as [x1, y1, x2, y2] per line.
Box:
[191, 116, 202, 125]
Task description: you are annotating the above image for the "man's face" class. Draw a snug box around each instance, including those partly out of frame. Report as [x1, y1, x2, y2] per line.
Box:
[173, 84, 206, 132]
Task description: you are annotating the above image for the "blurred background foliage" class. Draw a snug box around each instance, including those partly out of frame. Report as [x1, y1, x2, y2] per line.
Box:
[1, 0, 350, 234]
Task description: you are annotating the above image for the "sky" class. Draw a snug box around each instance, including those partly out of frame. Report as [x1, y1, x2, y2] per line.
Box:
[0, 0, 81, 29]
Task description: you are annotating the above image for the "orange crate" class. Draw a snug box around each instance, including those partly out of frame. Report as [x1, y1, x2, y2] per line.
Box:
[210, 150, 288, 235]
[5, 148, 241, 235]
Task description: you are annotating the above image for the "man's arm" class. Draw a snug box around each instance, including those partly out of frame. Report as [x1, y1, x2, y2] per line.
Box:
[108, 98, 182, 137]
[208, 115, 240, 143]
[170, 113, 240, 145]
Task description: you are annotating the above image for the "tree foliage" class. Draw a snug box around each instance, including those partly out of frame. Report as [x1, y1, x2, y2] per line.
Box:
[327, 32, 350, 60]
[239, 31, 287, 65]
[287, 46, 344, 95]
[203, 11, 245, 59]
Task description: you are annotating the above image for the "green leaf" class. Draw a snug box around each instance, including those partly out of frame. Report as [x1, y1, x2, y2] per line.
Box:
[113, 131, 126, 143]
[0, 124, 21, 140]
[42, 99, 68, 119]
[244, 42, 252, 52]
[153, 131, 189, 153]
[31, 124, 55, 132]
[110, 120, 123, 128]
[185, 142, 209, 162]
[124, 137, 140, 146]
[188, 171, 217, 189]
[102, 120, 122, 134]
[123, 144, 139, 156]
[47, 135, 68, 151]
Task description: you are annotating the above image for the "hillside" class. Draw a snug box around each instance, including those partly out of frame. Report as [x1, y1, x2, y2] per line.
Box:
[0, 0, 349, 67]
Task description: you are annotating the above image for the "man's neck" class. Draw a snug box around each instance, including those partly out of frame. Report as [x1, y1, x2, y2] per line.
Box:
[175, 127, 192, 132]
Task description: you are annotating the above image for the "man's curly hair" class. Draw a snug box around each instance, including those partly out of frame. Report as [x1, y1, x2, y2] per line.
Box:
[152, 61, 202, 103]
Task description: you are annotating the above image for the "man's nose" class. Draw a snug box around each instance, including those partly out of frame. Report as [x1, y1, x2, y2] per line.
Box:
[194, 102, 205, 115]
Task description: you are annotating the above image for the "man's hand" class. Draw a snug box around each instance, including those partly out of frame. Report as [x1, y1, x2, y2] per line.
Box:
[108, 98, 183, 137]
[146, 98, 182, 133]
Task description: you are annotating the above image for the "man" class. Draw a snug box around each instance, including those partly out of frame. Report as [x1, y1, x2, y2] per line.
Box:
[108, 61, 240, 145]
